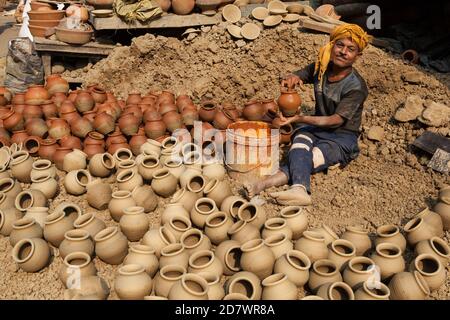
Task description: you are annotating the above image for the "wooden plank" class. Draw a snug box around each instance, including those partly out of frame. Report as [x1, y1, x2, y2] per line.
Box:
[34, 37, 115, 49]
[413, 131, 450, 154]
[34, 37, 114, 55]
[41, 54, 52, 78]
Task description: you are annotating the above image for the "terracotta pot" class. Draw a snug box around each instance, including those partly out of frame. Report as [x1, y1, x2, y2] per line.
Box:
[198, 101, 217, 122]
[213, 108, 235, 130]
[243, 100, 264, 121]
[15, 189, 46, 213]
[261, 273, 297, 300]
[342, 256, 377, 290]
[64, 169, 90, 195]
[163, 215, 191, 243]
[45, 74, 69, 96]
[316, 282, 355, 300]
[59, 252, 97, 288]
[416, 207, 444, 237]
[308, 259, 343, 292]
[75, 90, 94, 113]
[25, 85, 50, 105]
[375, 224, 407, 253]
[119, 112, 140, 136]
[11, 104, 25, 116]
[51, 92, 66, 107]
[2, 110, 24, 131]
[82, 110, 96, 124]
[60, 135, 82, 150]
[142, 226, 177, 258]
[107, 190, 135, 222]
[9, 217, 43, 247]
[161, 202, 189, 225]
[176, 94, 193, 111]
[115, 264, 153, 300]
[105, 130, 126, 148]
[354, 281, 390, 300]
[10, 150, 33, 183]
[60, 100, 77, 114]
[90, 87, 107, 104]
[0, 207, 23, 236]
[62, 149, 87, 173]
[294, 231, 328, 263]
[70, 117, 93, 138]
[59, 229, 95, 259]
[151, 168, 177, 197]
[73, 212, 106, 238]
[93, 112, 115, 135]
[48, 118, 70, 140]
[12, 238, 51, 272]
[370, 243, 405, 280]
[415, 237, 450, 267]
[404, 217, 435, 246]
[172, 0, 194, 14]
[153, 265, 186, 298]
[11, 130, 29, 145]
[187, 249, 224, 279]
[83, 143, 104, 160]
[180, 228, 211, 256]
[327, 239, 356, 272]
[94, 226, 128, 265]
[39, 100, 57, 119]
[119, 206, 149, 242]
[264, 233, 293, 259]
[53, 147, 73, 169]
[159, 243, 189, 270]
[25, 118, 48, 138]
[240, 238, 275, 280]
[23, 104, 43, 121]
[225, 271, 262, 300]
[261, 217, 293, 240]
[129, 129, 147, 156]
[124, 244, 158, 277]
[38, 138, 58, 161]
[228, 220, 260, 245]
[125, 105, 143, 123]
[168, 273, 209, 300]
[272, 119, 293, 145]
[213, 240, 240, 276]
[53, 202, 82, 224]
[116, 169, 143, 192]
[274, 249, 311, 287]
[341, 226, 372, 256]
[409, 254, 446, 290]
[86, 179, 112, 210]
[237, 202, 267, 230]
[131, 185, 158, 213]
[261, 99, 278, 113]
[388, 271, 430, 300]
[162, 111, 182, 133]
[153, 0, 171, 12]
[278, 88, 301, 117]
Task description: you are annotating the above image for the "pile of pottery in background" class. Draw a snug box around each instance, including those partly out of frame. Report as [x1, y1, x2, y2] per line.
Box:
[0, 125, 448, 299]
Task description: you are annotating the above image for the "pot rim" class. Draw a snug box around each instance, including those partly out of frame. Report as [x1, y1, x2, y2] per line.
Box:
[160, 264, 186, 281]
[113, 148, 133, 161]
[130, 243, 156, 255]
[161, 243, 185, 257]
[12, 238, 36, 264]
[170, 188, 189, 204]
[205, 211, 228, 228]
[74, 169, 91, 187]
[429, 237, 450, 258]
[118, 263, 146, 276]
[312, 259, 338, 276]
[15, 190, 36, 210]
[32, 159, 52, 170]
[413, 270, 431, 295]
[10, 150, 30, 165]
[159, 226, 177, 245]
[180, 273, 209, 297]
[404, 217, 424, 233]
[240, 238, 264, 252]
[203, 178, 220, 194]
[348, 257, 376, 274]
[31, 173, 53, 183]
[345, 225, 369, 235]
[64, 251, 92, 269]
[65, 229, 90, 241]
[264, 233, 288, 247]
[141, 154, 160, 168]
[331, 239, 356, 257]
[327, 282, 355, 300]
[361, 281, 390, 299]
[163, 157, 183, 168]
[112, 190, 132, 199]
[169, 215, 191, 232]
[118, 159, 136, 169]
[180, 228, 204, 249]
[374, 243, 402, 259]
[264, 217, 287, 230]
[188, 250, 215, 269]
[116, 168, 137, 183]
[228, 220, 247, 235]
[187, 175, 205, 193]
[194, 198, 217, 215]
[123, 206, 145, 215]
[237, 203, 259, 223]
[0, 178, 15, 193]
[413, 253, 443, 276]
[302, 230, 325, 242]
[376, 224, 399, 237]
[224, 244, 241, 272]
[286, 250, 311, 270]
[261, 272, 288, 287]
[152, 168, 171, 180]
[13, 217, 37, 230]
[73, 212, 95, 228]
[228, 275, 256, 299]
[94, 226, 119, 242]
[280, 205, 302, 218]
[44, 210, 66, 225]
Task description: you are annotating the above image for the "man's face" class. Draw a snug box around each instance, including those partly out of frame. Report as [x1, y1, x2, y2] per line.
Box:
[331, 37, 360, 68]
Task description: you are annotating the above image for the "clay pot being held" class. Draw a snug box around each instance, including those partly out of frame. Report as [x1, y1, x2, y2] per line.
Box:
[10, 150, 33, 183]
[86, 179, 112, 210]
[151, 168, 178, 197]
[159, 243, 190, 269]
[73, 212, 106, 238]
[25, 118, 48, 138]
[116, 169, 144, 192]
[38, 138, 58, 161]
[198, 100, 217, 122]
[404, 217, 435, 247]
[59, 229, 95, 259]
[123, 244, 159, 277]
[415, 237, 450, 267]
[64, 169, 91, 195]
[261, 273, 297, 300]
[272, 119, 293, 145]
[274, 249, 311, 287]
[170, 188, 198, 213]
[180, 228, 212, 257]
[294, 231, 328, 263]
[316, 282, 355, 300]
[119, 206, 149, 242]
[240, 238, 275, 280]
[115, 264, 153, 300]
[409, 254, 446, 290]
[415, 207, 444, 237]
[190, 197, 218, 229]
[0, 207, 23, 237]
[9, 217, 43, 247]
[94, 226, 129, 265]
[225, 271, 262, 300]
[264, 234, 293, 260]
[12, 238, 51, 272]
[119, 112, 140, 136]
[228, 220, 260, 245]
[48, 118, 70, 140]
[327, 239, 356, 272]
[141, 226, 177, 258]
[43, 210, 74, 247]
[153, 265, 186, 298]
[261, 217, 293, 240]
[388, 271, 430, 300]
[308, 259, 343, 293]
[354, 281, 390, 300]
[342, 256, 377, 290]
[25, 85, 50, 105]
[277, 86, 301, 117]
[370, 243, 405, 280]
[93, 112, 115, 135]
[341, 226, 372, 256]
[375, 224, 407, 253]
[2, 110, 24, 131]
[131, 185, 158, 213]
[237, 202, 267, 230]
[243, 100, 264, 121]
[59, 252, 97, 288]
[205, 211, 234, 245]
[46, 74, 69, 96]
[75, 90, 94, 113]
[280, 206, 308, 240]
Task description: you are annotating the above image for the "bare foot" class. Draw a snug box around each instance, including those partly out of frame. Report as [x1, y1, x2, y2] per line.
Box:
[243, 171, 289, 199]
[269, 185, 312, 206]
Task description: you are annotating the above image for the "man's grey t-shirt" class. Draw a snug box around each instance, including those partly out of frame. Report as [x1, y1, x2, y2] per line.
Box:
[294, 63, 368, 134]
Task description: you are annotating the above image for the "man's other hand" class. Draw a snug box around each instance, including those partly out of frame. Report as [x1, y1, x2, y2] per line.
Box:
[281, 74, 302, 89]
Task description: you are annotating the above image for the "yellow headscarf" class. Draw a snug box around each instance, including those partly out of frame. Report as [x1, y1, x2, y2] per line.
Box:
[314, 23, 371, 83]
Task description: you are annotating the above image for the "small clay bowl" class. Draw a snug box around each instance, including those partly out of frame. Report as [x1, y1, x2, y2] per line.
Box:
[263, 15, 282, 27]
[287, 4, 304, 14]
[268, 0, 286, 11]
[28, 25, 51, 37]
[251, 7, 269, 21]
[241, 23, 260, 41]
[282, 13, 300, 23]
[227, 24, 242, 39]
[222, 4, 241, 23]
[269, 8, 288, 15]
[28, 19, 60, 27]
[28, 10, 65, 20]
[91, 9, 113, 18]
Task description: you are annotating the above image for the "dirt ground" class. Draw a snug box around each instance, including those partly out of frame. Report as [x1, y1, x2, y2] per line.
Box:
[0, 19, 449, 299]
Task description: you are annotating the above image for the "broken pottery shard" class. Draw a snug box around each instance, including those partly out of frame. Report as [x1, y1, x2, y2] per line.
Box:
[367, 126, 385, 141]
[394, 95, 424, 122]
[401, 71, 425, 85]
[419, 101, 450, 127]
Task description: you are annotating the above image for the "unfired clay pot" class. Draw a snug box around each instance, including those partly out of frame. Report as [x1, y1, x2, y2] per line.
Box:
[114, 264, 153, 300]
[409, 254, 446, 290]
[261, 273, 297, 300]
[180, 228, 211, 256]
[151, 168, 177, 197]
[228, 220, 260, 245]
[341, 226, 372, 256]
[141, 226, 177, 258]
[327, 239, 356, 272]
[12, 238, 51, 272]
[164, 215, 191, 241]
[370, 243, 405, 280]
[342, 256, 377, 290]
[153, 265, 186, 298]
[375, 224, 407, 253]
[159, 243, 190, 269]
[188, 249, 224, 279]
[123, 244, 159, 277]
[59, 229, 95, 259]
[316, 282, 355, 300]
[205, 211, 234, 245]
[414, 237, 450, 267]
[308, 259, 343, 292]
[354, 282, 390, 300]
[388, 271, 430, 300]
[73, 212, 106, 238]
[168, 273, 209, 300]
[190, 197, 218, 229]
[131, 185, 158, 213]
[94, 226, 128, 265]
[280, 206, 308, 240]
[59, 252, 97, 288]
[119, 206, 149, 242]
[274, 249, 311, 287]
[43, 210, 74, 247]
[86, 179, 112, 210]
[225, 271, 262, 300]
[294, 231, 328, 263]
[240, 238, 275, 280]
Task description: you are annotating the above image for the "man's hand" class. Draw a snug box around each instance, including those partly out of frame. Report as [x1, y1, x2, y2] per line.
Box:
[281, 74, 303, 90]
[277, 114, 301, 127]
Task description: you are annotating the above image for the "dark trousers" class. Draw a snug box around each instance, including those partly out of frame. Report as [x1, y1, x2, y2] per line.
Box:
[279, 126, 360, 193]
